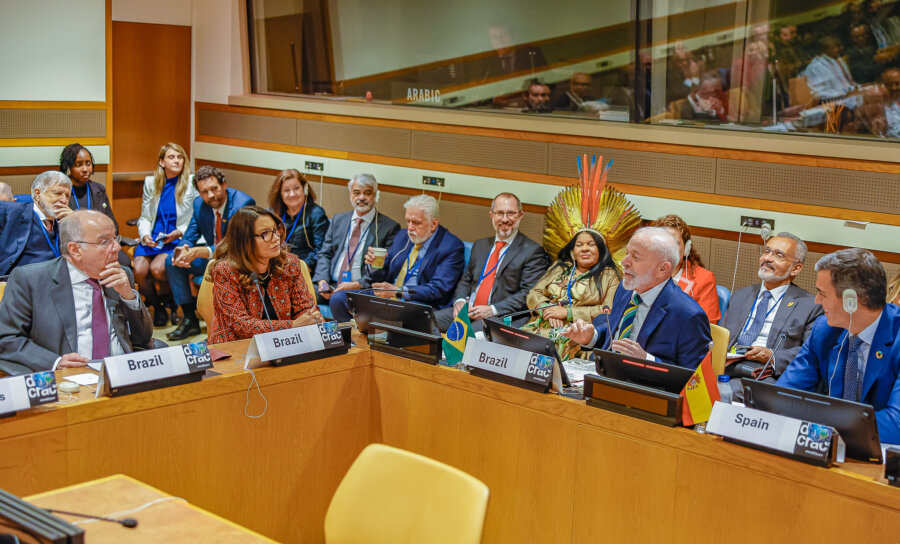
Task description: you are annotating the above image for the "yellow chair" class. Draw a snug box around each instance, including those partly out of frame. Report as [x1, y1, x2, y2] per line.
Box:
[710, 323, 730, 377]
[196, 260, 316, 325]
[324, 443, 490, 544]
[0, 282, 6, 303]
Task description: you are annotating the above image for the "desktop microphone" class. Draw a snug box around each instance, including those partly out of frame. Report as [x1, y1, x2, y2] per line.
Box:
[249, 273, 276, 332]
[754, 330, 788, 380]
[497, 301, 565, 321]
[43, 508, 138, 529]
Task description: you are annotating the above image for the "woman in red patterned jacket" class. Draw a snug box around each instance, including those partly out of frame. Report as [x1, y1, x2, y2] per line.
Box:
[209, 205, 322, 344]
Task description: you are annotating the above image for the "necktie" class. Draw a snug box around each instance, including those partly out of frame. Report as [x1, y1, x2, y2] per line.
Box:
[85, 278, 110, 359]
[843, 335, 863, 402]
[341, 218, 363, 274]
[473, 241, 507, 307]
[215, 211, 223, 244]
[738, 291, 773, 346]
[617, 292, 642, 340]
[43, 219, 54, 233]
[395, 243, 423, 289]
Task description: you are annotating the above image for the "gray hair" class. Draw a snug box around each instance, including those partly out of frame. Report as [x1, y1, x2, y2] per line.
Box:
[59, 210, 110, 256]
[0, 182, 13, 201]
[347, 173, 377, 191]
[771, 231, 808, 263]
[491, 192, 522, 212]
[634, 226, 680, 268]
[32, 170, 71, 193]
[403, 194, 440, 221]
[815, 248, 886, 310]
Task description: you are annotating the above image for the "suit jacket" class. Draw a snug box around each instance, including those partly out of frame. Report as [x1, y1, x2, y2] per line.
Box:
[0, 257, 153, 375]
[777, 306, 900, 444]
[72, 180, 118, 231]
[453, 234, 548, 319]
[361, 225, 465, 310]
[312, 210, 400, 284]
[182, 187, 255, 252]
[721, 283, 823, 376]
[592, 279, 712, 369]
[0, 201, 44, 276]
[137, 175, 198, 240]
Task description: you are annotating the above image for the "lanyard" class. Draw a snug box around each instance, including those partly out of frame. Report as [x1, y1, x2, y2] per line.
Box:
[474, 242, 511, 293]
[566, 266, 590, 305]
[343, 218, 371, 268]
[738, 289, 787, 336]
[33, 210, 60, 258]
[403, 246, 424, 284]
[282, 204, 305, 242]
[72, 181, 91, 210]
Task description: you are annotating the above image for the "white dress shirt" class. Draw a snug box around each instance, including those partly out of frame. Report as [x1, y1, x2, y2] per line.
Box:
[456, 231, 517, 315]
[332, 208, 376, 282]
[803, 55, 855, 99]
[588, 279, 667, 359]
[745, 283, 790, 347]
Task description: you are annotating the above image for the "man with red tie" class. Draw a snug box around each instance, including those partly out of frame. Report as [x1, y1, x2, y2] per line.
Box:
[435, 193, 548, 331]
[165, 166, 255, 340]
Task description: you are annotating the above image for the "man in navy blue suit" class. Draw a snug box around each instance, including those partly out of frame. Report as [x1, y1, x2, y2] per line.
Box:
[778, 248, 900, 444]
[165, 165, 255, 339]
[563, 227, 712, 369]
[329, 194, 465, 323]
[0, 171, 74, 276]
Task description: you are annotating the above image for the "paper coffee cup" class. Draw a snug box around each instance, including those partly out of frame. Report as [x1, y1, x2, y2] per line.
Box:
[370, 247, 388, 269]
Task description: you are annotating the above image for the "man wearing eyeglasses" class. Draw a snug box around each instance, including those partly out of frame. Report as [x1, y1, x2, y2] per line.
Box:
[434, 193, 547, 332]
[0, 210, 153, 375]
[719, 232, 823, 391]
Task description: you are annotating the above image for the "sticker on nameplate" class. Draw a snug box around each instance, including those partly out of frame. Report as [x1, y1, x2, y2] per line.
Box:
[0, 371, 59, 416]
[462, 337, 562, 390]
[96, 342, 213, 397]
[244, 322, 345, 369]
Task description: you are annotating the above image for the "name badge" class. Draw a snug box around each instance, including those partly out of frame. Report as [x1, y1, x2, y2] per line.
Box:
[462, 338, 562, 389]
[97, 342, 213, 397]
[0, 372, 58, 416]
[341, 271, 352, 282]
[245, 322, 345, 369]
[707, 402, 842, 467]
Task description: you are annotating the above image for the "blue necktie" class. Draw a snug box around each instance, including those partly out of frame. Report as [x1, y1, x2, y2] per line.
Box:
[843, 335, 863, 402]
[738, 291, 772, 346]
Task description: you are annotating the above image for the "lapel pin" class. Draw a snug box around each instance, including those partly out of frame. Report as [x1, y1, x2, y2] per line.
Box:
[787, 301, 795, 307]
[876, 351, 884, 359]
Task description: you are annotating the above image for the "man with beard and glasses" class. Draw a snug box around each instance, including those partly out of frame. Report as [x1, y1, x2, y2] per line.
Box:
[562, 227, 711, 369]
[328, 194, 465, 324]
[0, 171, 74, 275]
[313, 173, 400, 303]
[719, 232, 823, 394]
[434, 192, 548, 332]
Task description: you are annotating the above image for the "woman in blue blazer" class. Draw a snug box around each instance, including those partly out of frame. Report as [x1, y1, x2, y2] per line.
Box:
[267, 169, 330, 273]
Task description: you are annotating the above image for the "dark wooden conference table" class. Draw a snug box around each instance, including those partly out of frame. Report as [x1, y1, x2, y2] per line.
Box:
[0, 338, 897, 543]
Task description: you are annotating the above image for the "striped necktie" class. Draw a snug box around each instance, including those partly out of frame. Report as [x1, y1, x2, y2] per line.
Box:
[617, 292, 642, 340]
[394, 243, 422, 289]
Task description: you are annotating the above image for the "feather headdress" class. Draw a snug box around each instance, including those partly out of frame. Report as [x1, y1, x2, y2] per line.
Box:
[542, 154, 642, 263]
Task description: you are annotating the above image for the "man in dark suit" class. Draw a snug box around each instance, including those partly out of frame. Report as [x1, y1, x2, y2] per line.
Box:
[165, 165, 255, 340]
[329, 194, 465, 323]
[0, 171, 74, 276]
[721, 232, 823, 392]
[435, 192, 547, 331]
[564, 227, 712, 369]
[0, 210, 153, 375]
[313, 173, 400, 301]
[778, 248, 900, 444]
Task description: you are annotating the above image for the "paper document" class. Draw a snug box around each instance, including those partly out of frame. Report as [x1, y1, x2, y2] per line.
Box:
[64, 373, 99, 386]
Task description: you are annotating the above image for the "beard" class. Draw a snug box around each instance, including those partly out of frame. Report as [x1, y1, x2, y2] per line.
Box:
[408, 231, 430, 245]
[757, 263, 791, 283]
[353, 199, 373, 215]
[38, 198, 59, 219]
[622, 269, 652, 292]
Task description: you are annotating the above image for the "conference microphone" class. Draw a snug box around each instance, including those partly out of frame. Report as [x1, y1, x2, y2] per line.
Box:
[497, 301, 566, 321]
[601, 305, 615, 349]
[249, 272, 276, 332]
[755, 330, 788, 381]
[43, 508, 138, 529]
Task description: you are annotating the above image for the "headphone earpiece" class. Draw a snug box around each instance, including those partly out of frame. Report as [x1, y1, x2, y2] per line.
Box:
[303, 182, 309, 196]
[375, 189, 381, 203]
[683, 238, 692, 258]
[842, 289, 858, 314]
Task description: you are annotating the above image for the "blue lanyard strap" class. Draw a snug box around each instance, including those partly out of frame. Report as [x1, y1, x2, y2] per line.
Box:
[72, 182, 91, 210]
[33, 210, 60, 257]
[403, 247, 424, 284]
[738, 289, 787, 337]
[566, 266, 590, 305]
[282, 204, 305, 242]
[474, 242, 511, 293]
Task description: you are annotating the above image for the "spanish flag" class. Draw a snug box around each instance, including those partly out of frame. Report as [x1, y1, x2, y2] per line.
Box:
[681, 351, 720, 426]
[442, 302, 475, 366]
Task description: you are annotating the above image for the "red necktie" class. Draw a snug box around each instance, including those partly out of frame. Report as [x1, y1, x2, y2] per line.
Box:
[85, 278, 110, 359]
[43, 219, 54, 233]
[341, 218, 363, 274]
[215, 211, 223, 244]
[473, 241, 506, 307]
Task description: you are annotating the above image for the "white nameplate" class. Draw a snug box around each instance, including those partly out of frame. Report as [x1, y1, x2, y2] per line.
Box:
[462, 338, 563, 391]
[0, 372, 58, 416]
[707, 402, 843, 466]
[245, 322, 345, 369]
[97, 342, 213, 397]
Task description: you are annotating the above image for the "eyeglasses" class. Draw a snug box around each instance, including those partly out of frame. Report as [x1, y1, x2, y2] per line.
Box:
[490, 211, 521, 218]
[760, 246, 799, 263]
[254, 227, 283, 242]
[76, 235, 121, 250]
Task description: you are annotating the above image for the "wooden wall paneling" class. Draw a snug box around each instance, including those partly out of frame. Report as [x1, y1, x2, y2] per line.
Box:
[112, 21, 191, 174]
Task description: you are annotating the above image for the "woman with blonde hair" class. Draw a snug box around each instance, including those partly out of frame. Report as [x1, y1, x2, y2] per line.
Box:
[134, 143, 198, 327]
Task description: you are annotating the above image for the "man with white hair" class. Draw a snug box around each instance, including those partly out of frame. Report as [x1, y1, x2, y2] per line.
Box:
[0, 182, 15, 202]
[563, 227, 712, 368]
[329, 194, 465, 323]
[312, 173, 400, 300]
[0, 171, 74, 275]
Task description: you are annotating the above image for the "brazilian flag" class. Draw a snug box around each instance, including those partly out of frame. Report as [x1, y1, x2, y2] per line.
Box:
[442, 302, 475, 365]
